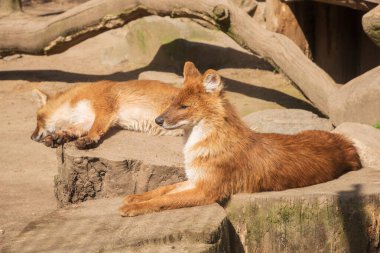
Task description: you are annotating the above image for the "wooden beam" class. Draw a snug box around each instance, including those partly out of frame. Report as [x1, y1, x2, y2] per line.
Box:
[283, 0, 376, 11]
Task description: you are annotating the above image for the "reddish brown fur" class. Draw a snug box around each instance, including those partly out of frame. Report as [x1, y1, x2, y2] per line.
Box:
[119, 62, 362, 217]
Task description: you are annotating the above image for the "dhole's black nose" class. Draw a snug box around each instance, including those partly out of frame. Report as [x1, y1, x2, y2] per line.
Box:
[155, 116, 164, 126]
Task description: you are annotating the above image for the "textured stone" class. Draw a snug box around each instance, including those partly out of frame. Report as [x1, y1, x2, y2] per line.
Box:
[138, 71, 183, 87]
[101, 16, 271, 70]
[333, 122, 380, 169]
[54, 130, 185, 206]
[243, 109, 333, 134]
[328, 66, 380, 126]
[3, 198, 233, 253]
[227, 168, 380, 253]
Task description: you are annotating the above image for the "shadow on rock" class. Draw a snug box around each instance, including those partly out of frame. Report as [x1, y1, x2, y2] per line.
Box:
[0, 39, 271, 82]
[0, 39, 322, 113]
[338, 184, 370, 253]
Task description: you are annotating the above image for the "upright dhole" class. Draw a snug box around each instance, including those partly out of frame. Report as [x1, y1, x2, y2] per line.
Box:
[31, 80, 181, 149]
[119, 62, 362, 217]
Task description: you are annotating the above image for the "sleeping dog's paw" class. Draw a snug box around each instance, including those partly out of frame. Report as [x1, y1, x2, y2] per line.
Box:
[75, 137, 98, 149]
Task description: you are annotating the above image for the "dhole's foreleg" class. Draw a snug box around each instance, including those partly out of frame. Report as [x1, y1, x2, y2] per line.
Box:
[42, 130, 78, 148]
[122, 181, 189, 204]
[75, 113, 115, 149]
[119, 186, 216, 217]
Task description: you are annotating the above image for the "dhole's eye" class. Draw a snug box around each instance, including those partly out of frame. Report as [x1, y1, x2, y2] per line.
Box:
[179, 105, 189, 109]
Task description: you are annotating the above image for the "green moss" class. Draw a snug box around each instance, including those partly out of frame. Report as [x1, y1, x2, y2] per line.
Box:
[227, 198, 357, 252]
[374, 123, 380, 129]
[135, 29, 147, 54]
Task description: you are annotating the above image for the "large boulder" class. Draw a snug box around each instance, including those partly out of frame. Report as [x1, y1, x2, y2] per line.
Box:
[328, 66, 380, 126]
[226, 168, 380, 253]
[333, 122, 380, 169]
[243, 109, 333, 134]
[138, 71, 184, 87]
[3, 198, 235, 253]
[102, 16, 271, 71]
[54, 130, 185, 206]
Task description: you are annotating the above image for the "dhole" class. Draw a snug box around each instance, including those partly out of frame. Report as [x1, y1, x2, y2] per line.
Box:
[119, 62, 362, 217]
[31, 80, 181, 149]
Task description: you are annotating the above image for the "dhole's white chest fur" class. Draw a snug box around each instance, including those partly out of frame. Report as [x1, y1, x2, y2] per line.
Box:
[45, 100, 95, 134]
[183, 120, 211, 183]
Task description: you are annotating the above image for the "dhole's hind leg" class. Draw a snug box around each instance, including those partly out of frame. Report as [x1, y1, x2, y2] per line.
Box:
[119, 186, 216, 217]
[122, 181, 188, 204]
[75, 113, 115, 149]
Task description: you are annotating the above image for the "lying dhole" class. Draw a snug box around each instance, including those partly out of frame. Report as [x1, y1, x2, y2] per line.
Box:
[119, 62, 361, 217]
[31, 81, 181, 149]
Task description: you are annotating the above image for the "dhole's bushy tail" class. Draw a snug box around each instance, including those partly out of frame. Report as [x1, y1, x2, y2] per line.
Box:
[337, 134, 362, 171]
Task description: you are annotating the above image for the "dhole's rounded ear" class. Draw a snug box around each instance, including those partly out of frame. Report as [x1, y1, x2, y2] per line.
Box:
[183, 61, 201, 82]
[202, 70, 223, 93]
[32, 89, 48, 107]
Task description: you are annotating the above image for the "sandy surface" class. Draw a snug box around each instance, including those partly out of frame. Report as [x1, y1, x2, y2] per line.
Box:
[0, 1, 316, 247]
[0, 81, 59, 245]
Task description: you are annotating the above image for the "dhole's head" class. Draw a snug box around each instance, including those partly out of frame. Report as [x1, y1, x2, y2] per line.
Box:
[155, 61, 225, 130]
[31, 89, 51, 142]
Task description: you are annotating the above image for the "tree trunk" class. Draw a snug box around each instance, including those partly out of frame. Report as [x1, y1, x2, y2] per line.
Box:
[0, 0, 22, 15]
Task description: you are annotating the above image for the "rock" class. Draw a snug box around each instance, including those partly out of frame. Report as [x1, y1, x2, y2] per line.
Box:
[138, 71, 184, 87]
[328, 66, 380, 126]
[333, 122, 380, 169]
[102, 16, 271, 70]
[227, 168, 380, 252]
[2, 54, 22, 61]
[54, 130, 185, 206]
[362, 5, 380, 48]
[265, 0, 310, 56]
[3, 198, 234, 253]
[243, 109, 333, 134]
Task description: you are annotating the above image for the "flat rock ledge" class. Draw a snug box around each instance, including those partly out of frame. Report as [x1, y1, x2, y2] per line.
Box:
[54, 130, 185, 206]
[47, 121, 380, 252]
[3, 199, 234, 253]
[227, 168, 380, 253]
[243, 109, 333, 135]
[5, 169, 380, 253]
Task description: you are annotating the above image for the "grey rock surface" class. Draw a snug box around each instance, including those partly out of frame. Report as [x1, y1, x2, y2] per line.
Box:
[138, 71, 184, 87]
[243, 109, 333, 134]
[55, 130, 185, 206]
[104, 16, 271, 70]
[227, 168, 380, 252]
[333, 122, 380, 169]
[328, 66, 380, 126]
[3, 198, 232, 253]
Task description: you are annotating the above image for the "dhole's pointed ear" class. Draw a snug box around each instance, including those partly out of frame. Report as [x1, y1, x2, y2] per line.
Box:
[32, 89, 48, 107]
[183, 61, 201, 82]
[202, 70, 223, 93]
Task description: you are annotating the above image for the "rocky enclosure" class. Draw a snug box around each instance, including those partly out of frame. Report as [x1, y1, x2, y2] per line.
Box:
[45, 112, 380, 252]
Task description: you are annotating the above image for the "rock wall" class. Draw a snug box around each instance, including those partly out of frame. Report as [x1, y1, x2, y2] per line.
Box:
[54, 131, 185, 206]
[227, 168, 380, 252]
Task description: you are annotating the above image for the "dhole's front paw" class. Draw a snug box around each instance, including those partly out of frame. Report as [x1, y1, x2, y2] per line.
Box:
[119, 203, 149, 217]
[42, 132, 77, 148]
[75, 137, 98, 149]
[42, 135, 55, 148]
